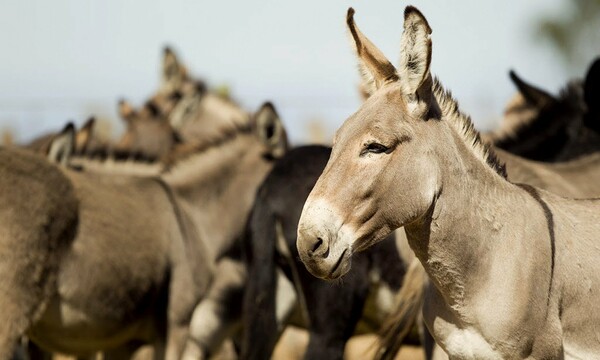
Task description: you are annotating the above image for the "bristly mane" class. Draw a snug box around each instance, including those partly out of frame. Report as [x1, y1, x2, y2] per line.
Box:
[71, 122, 254, 171]
[74, 146, 160, 163]
[161, 121, 254, 171]
[432, 77, 507, 178]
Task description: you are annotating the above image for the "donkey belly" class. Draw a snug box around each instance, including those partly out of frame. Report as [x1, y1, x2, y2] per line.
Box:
[28, 295, 160, 355]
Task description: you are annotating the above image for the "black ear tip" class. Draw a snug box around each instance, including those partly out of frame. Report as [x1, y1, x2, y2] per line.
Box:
[404, 6, 422, 19]
[261, 101, 276, 113]
[118, 98, 126, 106]
[163, 46, 173, 55]
[63, 122, 75, 134]
[509, 70, 525, 87]
[83, 116, 96, 129]
[346, 8, 355, 24]
[403, 6, 431, 33]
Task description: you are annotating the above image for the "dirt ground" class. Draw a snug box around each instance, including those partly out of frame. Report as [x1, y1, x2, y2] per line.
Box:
[272, 326, 425, 360]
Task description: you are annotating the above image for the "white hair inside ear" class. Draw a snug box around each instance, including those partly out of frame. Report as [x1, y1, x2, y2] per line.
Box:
[398, 6, 432, 97]
[48, 123, 75, 166]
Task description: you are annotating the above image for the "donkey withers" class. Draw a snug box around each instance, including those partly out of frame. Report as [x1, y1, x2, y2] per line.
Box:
[297, 8, 600, 358]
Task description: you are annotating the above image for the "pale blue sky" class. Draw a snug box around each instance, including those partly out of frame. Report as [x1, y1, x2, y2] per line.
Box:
[0, 0, 584, 143]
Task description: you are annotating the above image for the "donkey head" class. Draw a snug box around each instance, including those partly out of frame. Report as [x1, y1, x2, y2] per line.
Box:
[116, 99, 181, 159]
[493, 70, 586, 161]
[297, 7, 463, 279]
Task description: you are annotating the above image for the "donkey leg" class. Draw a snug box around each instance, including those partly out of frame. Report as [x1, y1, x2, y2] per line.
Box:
[25, 340, 52, 360]
[0, 234, 67, 360]
[181, 257, 245, 360]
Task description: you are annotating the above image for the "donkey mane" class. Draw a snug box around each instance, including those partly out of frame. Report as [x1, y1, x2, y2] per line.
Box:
[76, 145, 164, 163]
[432, 77, 507, 178]
[71, 121, 252, 171]
[161, 121, 255, 171]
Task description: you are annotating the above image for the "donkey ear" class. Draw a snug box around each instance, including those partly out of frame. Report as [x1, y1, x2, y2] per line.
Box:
[346, 8, 398, 96]
[254, 102, 288, 159]
[76, 116, 95, 152]
[584, 57, 600, 120]
[162, 46, 187, 91]
[398, 6, 433, 97]
[509, 70, 555, 108]
[47, 122, 75, 166]
[118, 99, 135, 121]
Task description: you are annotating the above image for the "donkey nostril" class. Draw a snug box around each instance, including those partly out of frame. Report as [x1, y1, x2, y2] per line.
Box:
[312, 237, 324, 253]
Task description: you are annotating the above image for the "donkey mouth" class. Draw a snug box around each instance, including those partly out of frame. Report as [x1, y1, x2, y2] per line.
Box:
[328, 248, 349, 279]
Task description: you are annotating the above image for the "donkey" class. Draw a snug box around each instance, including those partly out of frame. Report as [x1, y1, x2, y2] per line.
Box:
[114, 98, 183, 161]
[158, 48, 256, 147]
[29, 74, 282, 360]
[297, 7, 600, 358]
[486, 58, 600, 162]
[65, 47, 244, 176]
[236, 60, 600, 360]
[0, 101, 287, 360]
[110, 46, 258, 161]
[240, 135, 600, 360]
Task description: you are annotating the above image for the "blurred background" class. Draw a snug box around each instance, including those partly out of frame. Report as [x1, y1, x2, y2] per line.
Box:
[0, 0, 598, 145]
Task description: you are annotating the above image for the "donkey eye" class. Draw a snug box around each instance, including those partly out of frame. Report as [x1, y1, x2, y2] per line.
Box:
[361, 142, 389, 156]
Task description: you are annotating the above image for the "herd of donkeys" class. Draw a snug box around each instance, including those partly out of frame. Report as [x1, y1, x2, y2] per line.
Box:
[2, 6, 600, 360]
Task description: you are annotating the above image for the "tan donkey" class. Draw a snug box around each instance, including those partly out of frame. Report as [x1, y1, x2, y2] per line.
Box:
[0, 100, 286, 360]
[297, 7, 600, 359]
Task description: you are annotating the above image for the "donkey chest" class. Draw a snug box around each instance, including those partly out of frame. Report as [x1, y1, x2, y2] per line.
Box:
[436, 325, 503, 360]
[423, 287, 505, 359]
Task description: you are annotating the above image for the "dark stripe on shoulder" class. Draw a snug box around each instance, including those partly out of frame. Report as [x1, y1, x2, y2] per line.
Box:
[516, 183, 556, 309]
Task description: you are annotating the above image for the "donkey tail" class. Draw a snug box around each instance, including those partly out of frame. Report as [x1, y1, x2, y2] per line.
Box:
[241, 197, 279, 359]
[375, 258, 428, 360]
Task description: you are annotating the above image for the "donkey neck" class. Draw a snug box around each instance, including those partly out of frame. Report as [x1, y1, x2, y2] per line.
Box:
[404, 127, 545, 317]
[161, 134, 272, 262]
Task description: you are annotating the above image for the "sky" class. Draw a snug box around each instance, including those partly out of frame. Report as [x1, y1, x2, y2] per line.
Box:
[0, 0, 587, 144]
